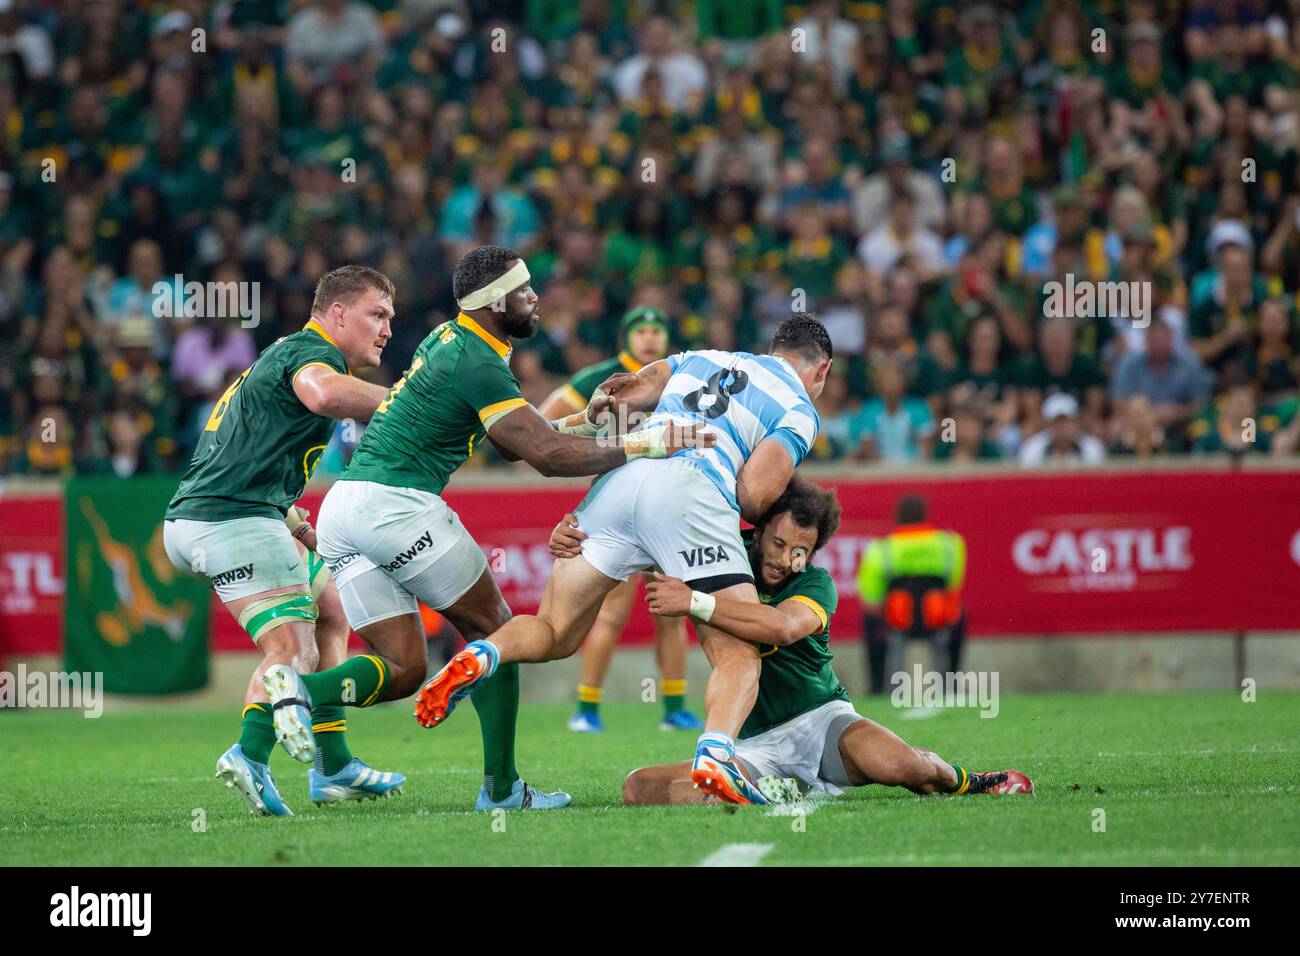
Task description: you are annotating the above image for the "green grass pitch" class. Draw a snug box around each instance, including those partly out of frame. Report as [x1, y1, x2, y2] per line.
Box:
[2, 691, 1297, 866]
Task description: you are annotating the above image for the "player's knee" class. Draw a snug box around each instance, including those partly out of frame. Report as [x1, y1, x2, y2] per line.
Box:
[460, 598, 512, 643]
[259, 625, 313, 666]
[622, 769, 651, 805]
[294, 642, 320, 675]
[387, 659, 425, 699]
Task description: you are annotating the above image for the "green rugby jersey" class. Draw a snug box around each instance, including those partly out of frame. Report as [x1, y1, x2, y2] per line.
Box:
[166, 320, 347, 521]
[740, 548, 848, 739]
[343, 313, 529, 495]
[556, 351, 643, 410]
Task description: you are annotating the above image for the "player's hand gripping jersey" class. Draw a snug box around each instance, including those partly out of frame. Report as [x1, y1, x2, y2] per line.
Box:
[574, 350, 820, 588]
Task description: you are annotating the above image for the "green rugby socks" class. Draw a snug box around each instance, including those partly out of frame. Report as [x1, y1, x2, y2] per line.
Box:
[238, 703, 276, 764]
[300, 654, 391, 707]
[311, 704, 354, 776]
[945, 765, 971, 794]
[662, 678, 686, 716]
[576, 683, 601, 716]
[472, 661, 521, 801]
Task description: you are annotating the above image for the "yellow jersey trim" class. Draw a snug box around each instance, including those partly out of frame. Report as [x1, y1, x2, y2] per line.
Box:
[478, 397, 529, 428]
[291, 361, 335, 385]
[304, 318, 338, 346]
[457, 312, 512, 360]
[302, 443, 327, 483]
[560, 383, 587, 411]
[787, 594, 829, 631]
[618, 351, 644, 373]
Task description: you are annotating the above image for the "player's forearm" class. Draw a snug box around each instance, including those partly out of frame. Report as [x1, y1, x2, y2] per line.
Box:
[313, 377, 390, 420]
[705, 598, 807, 646]
[524, 431, 628, 478]
[736, 474, 785, 525]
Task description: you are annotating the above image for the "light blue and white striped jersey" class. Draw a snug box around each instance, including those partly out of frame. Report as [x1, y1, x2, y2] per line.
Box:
[641, 350, 820, 512]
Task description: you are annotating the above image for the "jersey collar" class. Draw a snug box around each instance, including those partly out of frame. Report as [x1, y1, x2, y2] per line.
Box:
[304, 318, 338, 346]
[618, 350, 644, 373]
[457, 312, 512, 361]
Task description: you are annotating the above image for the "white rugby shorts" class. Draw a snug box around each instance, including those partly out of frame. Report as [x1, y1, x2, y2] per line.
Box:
[164, 516, 307, 602]
[315, 479, 488, 629]
[573, 457, 753, 591]
[734, 699, 865, 796]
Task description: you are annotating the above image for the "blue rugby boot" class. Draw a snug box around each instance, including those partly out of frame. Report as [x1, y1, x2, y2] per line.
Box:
[309, 758, 406, 805]
[474, 778, 572, 811]
[567, 711, 605, 733]
[660, 709, 703, 731]
[215, 744, 293, 817]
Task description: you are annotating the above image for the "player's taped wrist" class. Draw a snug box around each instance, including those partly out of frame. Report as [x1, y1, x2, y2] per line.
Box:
[552, 386, 610, 438]
[285, 506, 307, 533]
[689, 590, 716, 622]
[552, 411, 600, 437]
[622, 422, 672, 460]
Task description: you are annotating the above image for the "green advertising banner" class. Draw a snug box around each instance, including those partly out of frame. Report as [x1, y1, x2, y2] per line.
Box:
[64, 476, 209, 694]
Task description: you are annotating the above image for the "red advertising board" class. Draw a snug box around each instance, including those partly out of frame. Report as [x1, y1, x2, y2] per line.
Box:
[3, 468, 1298, 655]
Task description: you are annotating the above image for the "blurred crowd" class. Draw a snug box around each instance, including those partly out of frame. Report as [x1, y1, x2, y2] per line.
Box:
[4, 0, 1300, 479]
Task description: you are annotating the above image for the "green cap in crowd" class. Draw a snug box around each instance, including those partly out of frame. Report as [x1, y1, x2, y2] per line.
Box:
[621, 306, 672, 338]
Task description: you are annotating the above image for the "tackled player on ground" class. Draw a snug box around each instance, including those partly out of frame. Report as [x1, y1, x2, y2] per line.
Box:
[604, 479, 1035, 805]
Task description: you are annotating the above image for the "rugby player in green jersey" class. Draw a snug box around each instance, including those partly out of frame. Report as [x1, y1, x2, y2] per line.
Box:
[538, 306, 702, 734]
[266, 246, 713, 811]
[555, 479, 1032, 804]
[164, 266, 404, 816]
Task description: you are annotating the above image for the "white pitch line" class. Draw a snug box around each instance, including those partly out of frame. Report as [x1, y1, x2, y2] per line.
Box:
[698, 842, 775, 867]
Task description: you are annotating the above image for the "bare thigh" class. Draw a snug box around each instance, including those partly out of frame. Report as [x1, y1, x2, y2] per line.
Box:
[694, 581, 762, 669]
[536, 556, 623, 659]
[437, 566, 513, 642]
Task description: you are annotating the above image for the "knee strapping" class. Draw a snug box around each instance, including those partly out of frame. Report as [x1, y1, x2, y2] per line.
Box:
[239, 592, 317, 642]
[302, 549, 330, 601]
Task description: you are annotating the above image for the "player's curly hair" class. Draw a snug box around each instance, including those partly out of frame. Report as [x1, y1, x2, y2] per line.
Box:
[756, 477, 842, 554]
[453, 245, 522, 301]
[771, 313, 833, 365]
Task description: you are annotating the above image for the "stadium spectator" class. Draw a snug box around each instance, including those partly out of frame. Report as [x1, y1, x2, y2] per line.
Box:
[843, 359, 935, 463]
[285, 0, 387, 96]
[853, 136, 947, 236]
[1188, 375, 1279, 456]
[1018, 393, 1107, 466]
[5, 0, 1300, 478]
[1109, 395, 1173, 459]
[1109, 317, 1211, 441]
[857, 187, 946, 292]
[1014, 317, 1107, 436]
[611, 15, 707, 111]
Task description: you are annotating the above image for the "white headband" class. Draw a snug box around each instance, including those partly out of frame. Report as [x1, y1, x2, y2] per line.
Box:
[456, 260, 530, 311]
